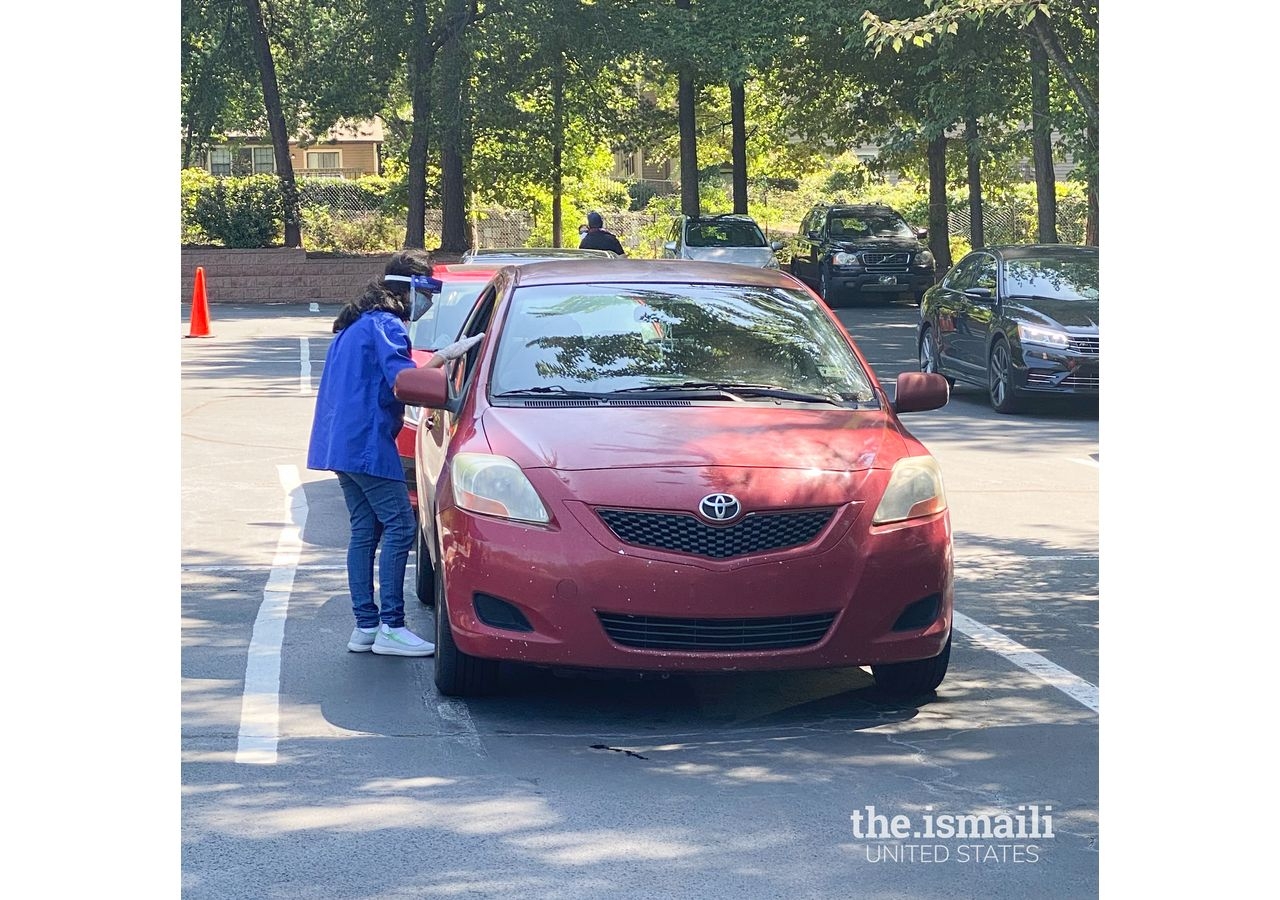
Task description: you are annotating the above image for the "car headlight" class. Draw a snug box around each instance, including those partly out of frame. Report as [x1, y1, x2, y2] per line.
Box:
[450, 452, 550, 523]
[914, 250, 935, 267]
[872, 456, 947, 525]
[1017, 323, 1069, 349]
[831, 251, 858, 266]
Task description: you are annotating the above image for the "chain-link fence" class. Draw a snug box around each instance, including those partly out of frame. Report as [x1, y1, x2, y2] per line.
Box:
[189, 174, 1090, 254]
[947, 194, 1089, 245]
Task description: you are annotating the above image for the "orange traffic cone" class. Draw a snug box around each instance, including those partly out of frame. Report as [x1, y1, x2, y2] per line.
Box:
[186, 266, 212, 338]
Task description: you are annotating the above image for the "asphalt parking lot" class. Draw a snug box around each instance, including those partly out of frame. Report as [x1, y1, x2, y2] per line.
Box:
[181, 298, 1098, 899]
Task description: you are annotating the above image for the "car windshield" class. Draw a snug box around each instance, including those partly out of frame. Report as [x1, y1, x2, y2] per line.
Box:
[408, 281, 486, 351]
[686, 221, 767, 248]
[490, 283, 876, 404]
[1003, 254, 1099, 301]
[828, 213, 914, 239]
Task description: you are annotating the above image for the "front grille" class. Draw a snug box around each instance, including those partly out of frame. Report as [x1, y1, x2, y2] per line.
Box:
[598, 611, 837, 651]
[861, 251, 911, 272]
[596, 508, 833, 559]
[1026, 371, 1099, 389]
[1067, 335, 1099, 354]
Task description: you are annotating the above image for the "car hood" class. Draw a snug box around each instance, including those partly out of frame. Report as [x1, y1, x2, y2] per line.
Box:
[479, 405, 908, 511]
[683, 246, 776, 267]
[481, 404, 905, 472]
[1005, 297, 1099, 330]
[834, 237, 922, 253]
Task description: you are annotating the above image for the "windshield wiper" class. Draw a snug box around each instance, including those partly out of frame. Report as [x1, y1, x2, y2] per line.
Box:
[612, 382, 852, 406]
[1006, 293, 1086, 303]
[494, 386, 609, 399]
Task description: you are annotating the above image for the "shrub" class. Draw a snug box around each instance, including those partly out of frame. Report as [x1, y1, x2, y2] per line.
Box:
[181, 168, 216, 244]
[189, 174, 283, 248]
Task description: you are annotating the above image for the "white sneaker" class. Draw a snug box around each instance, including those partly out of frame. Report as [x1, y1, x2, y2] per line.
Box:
[347, 626, 378, 652]
[372, 624, 436, 657]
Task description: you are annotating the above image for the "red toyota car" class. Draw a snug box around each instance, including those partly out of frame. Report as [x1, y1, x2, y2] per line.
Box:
[395, 260, 953, 698]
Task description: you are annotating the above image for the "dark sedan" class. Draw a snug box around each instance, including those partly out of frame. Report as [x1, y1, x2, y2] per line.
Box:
[917, 245, 1099, 413]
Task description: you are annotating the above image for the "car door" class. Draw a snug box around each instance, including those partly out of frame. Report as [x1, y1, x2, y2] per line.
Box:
[927, 255, 975, 376]
[415, 278, 501, 562]
[952, 252, 999, 373]
[793, 209, 820, 283]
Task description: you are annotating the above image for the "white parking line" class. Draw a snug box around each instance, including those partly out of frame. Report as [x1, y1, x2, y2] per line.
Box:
[1071, 456, 1099, 468]
[235, 465, 307, 764]
[952, 611, 1098, 712]
[300, 337, 312, 394]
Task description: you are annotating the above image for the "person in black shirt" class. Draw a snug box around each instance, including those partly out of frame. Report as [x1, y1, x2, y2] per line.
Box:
[578, 211, 625, 256]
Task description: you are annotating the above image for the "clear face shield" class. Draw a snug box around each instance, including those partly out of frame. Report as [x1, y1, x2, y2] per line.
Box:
[385, 273, 442, 321]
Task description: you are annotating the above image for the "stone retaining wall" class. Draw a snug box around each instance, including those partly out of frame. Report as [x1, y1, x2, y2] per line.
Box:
[181, 247, 473, 304]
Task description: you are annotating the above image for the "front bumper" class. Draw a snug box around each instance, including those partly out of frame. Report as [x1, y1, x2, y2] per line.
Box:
[436, 494, 953, 673]
[831, 267, 935, 297]
[1014, 343, 1100, 396]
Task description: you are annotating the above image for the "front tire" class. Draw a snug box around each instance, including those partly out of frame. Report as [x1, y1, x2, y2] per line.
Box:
[872, 636, 951, 697]
[819, 264, 840, 307]
[415, 525, 434, 607]
[433, 562, 500, 697]
[918, 326, 955, 388]
[987, 338, 1023, 414]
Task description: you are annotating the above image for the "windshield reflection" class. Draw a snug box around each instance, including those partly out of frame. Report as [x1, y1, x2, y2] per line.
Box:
[490, 284, 876, 404]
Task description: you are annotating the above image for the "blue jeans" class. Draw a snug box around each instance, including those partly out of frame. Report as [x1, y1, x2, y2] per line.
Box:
[336, 472, 415, 629]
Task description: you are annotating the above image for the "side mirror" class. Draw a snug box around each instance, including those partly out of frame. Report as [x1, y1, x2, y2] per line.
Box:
[892, 372, 949, 414]
[394, 365, 450, 408]
[663, 241, 677, 253]
[915, 228, 928, 239]
[770, 241, 783, 251]
[964, 287, 993, 302]
[807, 230, 821, 240]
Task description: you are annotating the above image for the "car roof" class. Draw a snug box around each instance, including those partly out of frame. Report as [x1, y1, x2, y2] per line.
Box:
[467, 247, 614, 258]
[983, 244, 1098, 260]
[825, 203, 896, 214]
[506, 258, 797, 289]
[686, 213, 758, 222]
[432, 263, 499, 279]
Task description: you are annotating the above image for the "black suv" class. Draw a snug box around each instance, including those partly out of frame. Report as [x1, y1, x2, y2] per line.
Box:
[791, 203, 936, 306]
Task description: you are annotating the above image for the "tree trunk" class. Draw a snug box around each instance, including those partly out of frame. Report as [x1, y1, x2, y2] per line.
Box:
[1085, 125, 1098, 245]
[964, 113, 983, 249]
[730, 79, 748, 214]
[405, 0, 434, 249]
[551, 56, 564, 247]
[927, 133, 951, 273]
[438, 0, 469, 252]
[1026, 11, 1097, 130]
[1029, 37, 1057, 243]
[241, 0, 300, 247]
[675, 0, 699, 218]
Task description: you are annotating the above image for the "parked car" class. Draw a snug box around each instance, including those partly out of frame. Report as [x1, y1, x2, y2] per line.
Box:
[394, 259, 954, 697]
[397, 263, 497, 521]
[790, 202, 935, 306]
[461, 247, 615, 263]
[662, 213, 783, 268]
[917, 244, 1099, 414]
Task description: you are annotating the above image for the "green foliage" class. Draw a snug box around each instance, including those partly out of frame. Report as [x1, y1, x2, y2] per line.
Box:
[188, 172, 284, 248]
[300, 208, 405, 253]
[181, 167, 217, 244]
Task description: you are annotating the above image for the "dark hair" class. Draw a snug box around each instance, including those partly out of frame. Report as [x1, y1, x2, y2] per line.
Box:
[587, 211, 604, 230]
[381, 249, 434, 294]
[332, 249, 435, 332]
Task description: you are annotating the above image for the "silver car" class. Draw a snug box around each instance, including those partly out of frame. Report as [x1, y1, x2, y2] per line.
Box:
[662, 214, 783, 268]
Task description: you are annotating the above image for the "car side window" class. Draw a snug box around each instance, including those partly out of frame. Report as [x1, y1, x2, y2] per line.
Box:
[943, 256, 978, 290]
[450, 285, 497, 395]
[972, 256, 998, 291]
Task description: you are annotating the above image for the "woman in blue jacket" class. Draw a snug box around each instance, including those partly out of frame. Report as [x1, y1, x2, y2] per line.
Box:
[308, 250, 482, 657]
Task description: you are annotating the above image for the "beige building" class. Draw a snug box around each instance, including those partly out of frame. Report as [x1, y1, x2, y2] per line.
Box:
[198, 118, 384, 179]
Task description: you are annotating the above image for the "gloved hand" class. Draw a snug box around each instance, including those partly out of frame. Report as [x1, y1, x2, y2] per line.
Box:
[435, 332, 485, 361]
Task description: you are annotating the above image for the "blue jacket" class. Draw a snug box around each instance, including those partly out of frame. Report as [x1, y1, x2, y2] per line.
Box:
[307, 310, 416, 481]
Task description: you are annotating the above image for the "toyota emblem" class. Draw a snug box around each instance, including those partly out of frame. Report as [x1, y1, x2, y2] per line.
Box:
[699, 493, 741, 522]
